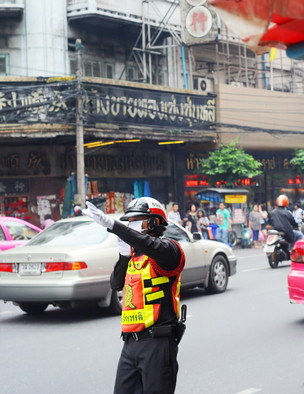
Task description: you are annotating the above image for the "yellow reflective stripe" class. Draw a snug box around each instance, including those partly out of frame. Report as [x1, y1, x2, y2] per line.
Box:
[146, 290, 165, 302]
[151, 276, 169, 286]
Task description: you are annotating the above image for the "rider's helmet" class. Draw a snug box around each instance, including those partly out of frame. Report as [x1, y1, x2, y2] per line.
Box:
[120, 197, 168, 235]
[276, 194, 289, 207]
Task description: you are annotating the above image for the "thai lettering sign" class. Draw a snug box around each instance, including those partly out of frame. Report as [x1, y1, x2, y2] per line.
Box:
[0, 82, 75, 124]
[84, 83, 215, 129]
[0, 80, 216, 131]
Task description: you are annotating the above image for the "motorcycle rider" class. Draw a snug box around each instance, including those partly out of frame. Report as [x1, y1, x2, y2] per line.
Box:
[268, 195, 303, 247]
[83, 197, 185, 394]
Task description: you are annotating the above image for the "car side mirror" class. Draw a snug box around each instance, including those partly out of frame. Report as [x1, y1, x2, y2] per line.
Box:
[193, 232, 202, 240]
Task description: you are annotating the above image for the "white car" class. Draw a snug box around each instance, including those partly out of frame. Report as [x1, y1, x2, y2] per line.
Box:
[0, 216, 237, 314]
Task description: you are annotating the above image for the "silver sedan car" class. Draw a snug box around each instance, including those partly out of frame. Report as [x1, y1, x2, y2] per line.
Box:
[0, 216, 237, 315]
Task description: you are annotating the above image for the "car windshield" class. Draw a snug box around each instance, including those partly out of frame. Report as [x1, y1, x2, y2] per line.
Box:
[163, 222, 190, 242]
[2, 220, 39, 240]
[26, 220, 108, 246]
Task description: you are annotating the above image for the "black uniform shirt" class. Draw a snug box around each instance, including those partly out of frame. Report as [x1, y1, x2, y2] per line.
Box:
[269, 207, 297, 243]
[110, 220, 183, 291]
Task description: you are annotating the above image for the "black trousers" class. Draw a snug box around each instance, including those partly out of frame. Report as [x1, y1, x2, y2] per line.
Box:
[113, 336, 179, 394]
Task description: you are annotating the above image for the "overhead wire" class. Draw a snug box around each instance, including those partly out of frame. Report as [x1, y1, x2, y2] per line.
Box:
[0, 80, 303, 136]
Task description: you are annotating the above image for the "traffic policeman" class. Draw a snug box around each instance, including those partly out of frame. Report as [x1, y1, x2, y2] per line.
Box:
[83, 197, 185, 394]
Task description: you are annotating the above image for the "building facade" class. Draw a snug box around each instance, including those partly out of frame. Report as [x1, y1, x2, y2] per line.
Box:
[0, 0, 304, 226]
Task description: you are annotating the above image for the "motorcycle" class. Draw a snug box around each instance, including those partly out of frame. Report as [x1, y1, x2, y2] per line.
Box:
[264, 229, 291, 268]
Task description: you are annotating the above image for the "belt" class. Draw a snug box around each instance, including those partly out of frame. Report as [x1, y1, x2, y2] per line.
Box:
[122, 330, 153, 341]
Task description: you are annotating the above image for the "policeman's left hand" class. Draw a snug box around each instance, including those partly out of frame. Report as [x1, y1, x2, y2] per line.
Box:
[82, 201, 114, 229]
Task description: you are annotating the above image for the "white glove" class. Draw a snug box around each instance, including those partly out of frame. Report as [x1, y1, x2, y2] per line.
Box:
[82, 201, 114, 230]
[117, 237, 132, 257]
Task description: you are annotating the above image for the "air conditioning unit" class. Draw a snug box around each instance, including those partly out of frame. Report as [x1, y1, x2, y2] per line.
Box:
[193, 77, 214, 92]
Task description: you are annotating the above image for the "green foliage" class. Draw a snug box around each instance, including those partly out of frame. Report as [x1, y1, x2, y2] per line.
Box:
[198, 141, 262, 187]
[290, 149, 304, 170]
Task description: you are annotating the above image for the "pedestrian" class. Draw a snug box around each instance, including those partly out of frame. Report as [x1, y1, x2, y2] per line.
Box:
[186, 203, 198, 233]
[197, 209, 209, 239]
[41, 214, 55, 229]
[259, 203, 268, 240]
[167, 202, 183, 225]
[292, 203, 304, 228]
[83, 197, 186, 394]
[249, 204, 262, 248]
[215, 202, 231, 245]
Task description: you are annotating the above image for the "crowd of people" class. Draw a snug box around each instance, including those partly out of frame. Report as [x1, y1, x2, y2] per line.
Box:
[167, 199, 304, 248]
[167, 201, 232, 245]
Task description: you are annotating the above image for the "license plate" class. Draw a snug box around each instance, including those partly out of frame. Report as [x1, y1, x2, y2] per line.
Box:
[19, 263, 41, 276]
[264, 244, 275, 253]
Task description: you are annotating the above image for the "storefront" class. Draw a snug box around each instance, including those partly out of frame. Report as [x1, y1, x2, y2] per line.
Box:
[0, 77, 217, 226]
[184, 150, 304, 212]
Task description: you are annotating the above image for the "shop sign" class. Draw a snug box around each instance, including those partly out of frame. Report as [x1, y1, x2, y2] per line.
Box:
[0, 179, 29, 194]
[0, 150, 50, 176]
[60, 148, 170, 178]
[225, 195, 247, 204]
[186, 153, 294, 172]
[180, 0, 219, 45]
[85, 84, 215, 129]
[0, 80, 215, 131]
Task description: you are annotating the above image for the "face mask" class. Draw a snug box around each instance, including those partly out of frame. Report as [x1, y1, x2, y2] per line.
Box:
[128, 220, 144, 233]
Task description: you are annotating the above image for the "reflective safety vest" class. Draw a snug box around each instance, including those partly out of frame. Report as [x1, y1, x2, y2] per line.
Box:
[121, 249, 184, 333]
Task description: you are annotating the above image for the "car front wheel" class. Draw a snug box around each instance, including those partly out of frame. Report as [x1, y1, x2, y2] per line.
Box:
[19, 302, 49, 315]
[207, 255, 228, 294]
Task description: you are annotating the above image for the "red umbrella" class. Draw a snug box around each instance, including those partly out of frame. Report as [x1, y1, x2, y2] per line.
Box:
[207, 0, 304, 57]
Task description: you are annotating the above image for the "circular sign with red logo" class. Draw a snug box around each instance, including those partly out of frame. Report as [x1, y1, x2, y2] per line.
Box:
[186, 0, 206, 5]
[185, 5, 213, 38]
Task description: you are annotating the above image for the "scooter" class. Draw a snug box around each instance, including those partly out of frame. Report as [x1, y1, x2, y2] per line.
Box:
[264, 229, 290, 268]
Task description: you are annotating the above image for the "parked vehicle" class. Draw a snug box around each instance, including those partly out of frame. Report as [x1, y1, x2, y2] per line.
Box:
[0, 215, 237, 315]
[264, 229, 291, 268]
[0, 217, 41, 251]
[288, 239, 304, 304]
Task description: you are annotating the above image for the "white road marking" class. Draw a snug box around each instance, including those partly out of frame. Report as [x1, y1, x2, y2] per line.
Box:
[235, 388, 262, 394]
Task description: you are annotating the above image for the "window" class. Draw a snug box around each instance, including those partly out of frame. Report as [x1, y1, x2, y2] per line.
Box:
[3, 220, 39, 241]
[69, 58, 77, 76]
[126, 66, 136, 81]
[105, 63, 114, 79]
[69, 58, 102, 78]
[83, 60, 101, 78]
[0, 54, 9, 76]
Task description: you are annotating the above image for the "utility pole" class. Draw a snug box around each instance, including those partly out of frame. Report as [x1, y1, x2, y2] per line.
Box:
[75, 38, 86, 208]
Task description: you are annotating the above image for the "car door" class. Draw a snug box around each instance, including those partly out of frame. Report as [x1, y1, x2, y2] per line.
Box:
[164, 221, 208, 287]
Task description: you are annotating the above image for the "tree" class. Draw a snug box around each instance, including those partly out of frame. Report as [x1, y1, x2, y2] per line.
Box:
[197, 141, 262, 188]
[290, 149, 304, 171]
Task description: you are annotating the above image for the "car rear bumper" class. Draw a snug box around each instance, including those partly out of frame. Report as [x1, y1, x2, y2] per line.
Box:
[0, 278, 110, 303]
[288, 269, 304, 304]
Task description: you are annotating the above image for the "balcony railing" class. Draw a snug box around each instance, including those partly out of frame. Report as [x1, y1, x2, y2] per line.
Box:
[67, 0, 180, 31]
[0, 0, 24, 19]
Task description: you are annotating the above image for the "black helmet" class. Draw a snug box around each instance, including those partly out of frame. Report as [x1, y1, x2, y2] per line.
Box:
[120, 197, 168, 226]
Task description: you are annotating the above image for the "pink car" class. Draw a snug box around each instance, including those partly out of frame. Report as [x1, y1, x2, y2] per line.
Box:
[0, 217, 41, 251]
[288, 239, 304, 304]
